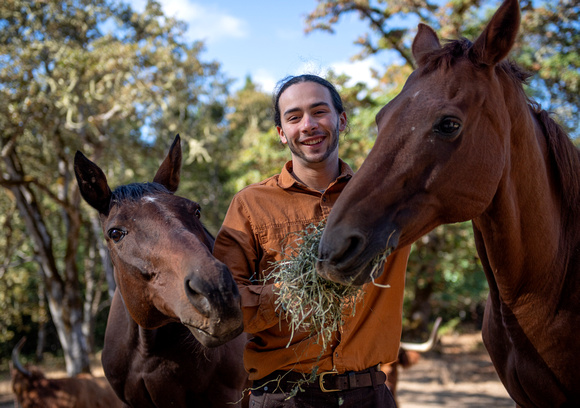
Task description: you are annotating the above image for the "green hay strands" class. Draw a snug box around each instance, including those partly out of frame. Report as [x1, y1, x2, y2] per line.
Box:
[266, 221, 391, 350]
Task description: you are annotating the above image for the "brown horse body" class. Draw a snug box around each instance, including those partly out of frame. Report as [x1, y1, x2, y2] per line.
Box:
[74, 136, 248, 407]
[317, 1, 580, 406]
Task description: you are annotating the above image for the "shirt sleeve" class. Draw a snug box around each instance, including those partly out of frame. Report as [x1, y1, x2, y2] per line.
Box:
[213, 194, 281, 334]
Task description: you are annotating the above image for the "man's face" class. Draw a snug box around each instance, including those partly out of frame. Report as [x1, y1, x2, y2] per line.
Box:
[276, 82, 346, 166]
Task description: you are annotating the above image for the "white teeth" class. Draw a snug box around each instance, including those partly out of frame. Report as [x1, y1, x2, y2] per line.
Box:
[303, 138, 323, 145]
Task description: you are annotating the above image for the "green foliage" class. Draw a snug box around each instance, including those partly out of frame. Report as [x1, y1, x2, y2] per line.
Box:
[0, 0, 231, 370]
[1, 0, 575, 367]
[515, 0, 579, 135]
[404, 223, 488, 334]
[305, 0, 579, 137]
[218, 77, 288, 228]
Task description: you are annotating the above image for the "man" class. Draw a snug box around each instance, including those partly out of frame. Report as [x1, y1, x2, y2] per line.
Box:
[214, 74, 411, 407]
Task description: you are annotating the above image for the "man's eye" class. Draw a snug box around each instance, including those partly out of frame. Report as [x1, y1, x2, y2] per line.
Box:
[108, 228, 127, 243]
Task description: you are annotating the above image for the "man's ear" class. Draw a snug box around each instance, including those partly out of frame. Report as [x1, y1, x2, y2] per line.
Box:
[277, 126, 288, 144]
[338, 112, 347, 132]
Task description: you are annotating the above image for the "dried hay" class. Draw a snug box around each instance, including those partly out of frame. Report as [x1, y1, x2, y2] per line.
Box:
[266, 220, 391, 351]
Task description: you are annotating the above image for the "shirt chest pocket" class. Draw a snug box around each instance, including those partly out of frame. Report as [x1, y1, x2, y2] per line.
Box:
[256, 220, 318, 279]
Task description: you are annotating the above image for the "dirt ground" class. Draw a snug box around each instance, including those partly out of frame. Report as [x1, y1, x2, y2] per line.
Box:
[396, 331, 514, 408]
[0, 331, 515, 408]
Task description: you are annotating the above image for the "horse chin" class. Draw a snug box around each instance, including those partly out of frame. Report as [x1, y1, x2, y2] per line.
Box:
[185, 323, 244, 348]
[317, 234, 397, 286]
[317, 257, 379, 287]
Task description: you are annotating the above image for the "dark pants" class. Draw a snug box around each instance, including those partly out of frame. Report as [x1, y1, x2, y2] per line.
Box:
[249, 383, 397, 408]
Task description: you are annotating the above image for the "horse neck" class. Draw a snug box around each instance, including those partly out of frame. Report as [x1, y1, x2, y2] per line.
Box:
[112, 287, 190, 354]
[136, 323, 199, 355]
[473, 98, 570, 313]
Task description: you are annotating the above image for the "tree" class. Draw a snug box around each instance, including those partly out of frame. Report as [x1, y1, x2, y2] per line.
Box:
[0, 0, 229, 374]
[516, 0, 579, 134]
[222, 77, 287, 200]
[305, 0, 579, 137]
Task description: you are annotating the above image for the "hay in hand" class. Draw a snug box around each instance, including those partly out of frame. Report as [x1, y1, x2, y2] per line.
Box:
[266, 220, 392, 350]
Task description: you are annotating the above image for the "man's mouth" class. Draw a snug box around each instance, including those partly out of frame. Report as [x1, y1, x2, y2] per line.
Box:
[302, 137, 324, 146]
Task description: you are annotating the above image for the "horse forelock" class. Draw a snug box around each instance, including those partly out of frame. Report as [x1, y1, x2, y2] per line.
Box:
[418, 38, 473, 74]
[110, 182, 172, 207]
[110, 182, 216, 247]
[420, 37, 533, 85]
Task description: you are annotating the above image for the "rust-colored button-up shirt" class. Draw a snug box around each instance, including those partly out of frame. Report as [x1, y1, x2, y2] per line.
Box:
[214, 160, 411, 381]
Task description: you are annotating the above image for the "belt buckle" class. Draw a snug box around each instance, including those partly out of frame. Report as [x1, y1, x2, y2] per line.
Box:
[319, 370, 340, 392]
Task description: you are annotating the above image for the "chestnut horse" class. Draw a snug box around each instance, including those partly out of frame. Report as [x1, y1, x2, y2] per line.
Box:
[317, 0, 580, 406]
[74, 135, 248, 407]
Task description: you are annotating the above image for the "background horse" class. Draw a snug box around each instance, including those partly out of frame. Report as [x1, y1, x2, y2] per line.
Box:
[11, 337, 123, 408]
[317, 0, 580, 406]
[74, 135, 248, 407]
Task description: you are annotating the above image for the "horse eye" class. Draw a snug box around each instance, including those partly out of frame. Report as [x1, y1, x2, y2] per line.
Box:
[433, 117, 462, 140]
[108, 228, 126, 243]
[195, 208, 201, 219]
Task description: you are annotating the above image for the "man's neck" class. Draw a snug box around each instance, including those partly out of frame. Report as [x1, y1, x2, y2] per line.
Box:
[291, 159, 341, 192]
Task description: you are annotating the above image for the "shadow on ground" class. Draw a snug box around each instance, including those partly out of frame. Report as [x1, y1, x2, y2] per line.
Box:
[1, 331, 514, 408]
[396, 331, 514, 408]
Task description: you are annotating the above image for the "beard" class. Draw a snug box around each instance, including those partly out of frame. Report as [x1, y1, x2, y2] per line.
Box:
[285, 118, 340, 164]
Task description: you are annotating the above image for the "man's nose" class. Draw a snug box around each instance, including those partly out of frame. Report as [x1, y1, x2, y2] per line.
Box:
[301, 115, 317, 132]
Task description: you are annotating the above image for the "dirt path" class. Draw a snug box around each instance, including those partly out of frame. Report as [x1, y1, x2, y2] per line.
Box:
[396, 331, 514, 408]
[1, 332, 514, 407]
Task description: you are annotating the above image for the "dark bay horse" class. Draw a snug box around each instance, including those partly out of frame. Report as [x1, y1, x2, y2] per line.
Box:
[317, 0, 580, 406]
[74, 135, 248, 407]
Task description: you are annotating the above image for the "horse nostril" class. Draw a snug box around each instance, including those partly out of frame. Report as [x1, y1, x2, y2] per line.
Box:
[186, 280, 212, 318]
[326, 233, 365, 265]
[343, 235, 364, 261]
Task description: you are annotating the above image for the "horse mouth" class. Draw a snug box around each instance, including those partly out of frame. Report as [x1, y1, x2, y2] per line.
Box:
[184, 323, 244, 348]
[317, 251, 391, 286]
[317, 223, 400, 286]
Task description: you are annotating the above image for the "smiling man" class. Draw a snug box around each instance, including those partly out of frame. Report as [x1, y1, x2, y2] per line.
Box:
[275, 78, 345, 192]
[213, 74, 411, 407]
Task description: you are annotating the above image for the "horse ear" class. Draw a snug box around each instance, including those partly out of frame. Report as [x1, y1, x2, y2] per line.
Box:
[469, 0, 520, 67]
[74, 151, 112, 216]
[153, 134, 182, 193]
[412, 24, 441, 67]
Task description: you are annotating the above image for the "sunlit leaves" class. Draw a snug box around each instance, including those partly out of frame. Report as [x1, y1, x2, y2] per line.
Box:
[305, 0, 579, 137]
[0, 0, 230, 368]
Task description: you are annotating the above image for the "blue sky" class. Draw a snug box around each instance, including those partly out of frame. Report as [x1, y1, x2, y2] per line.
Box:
[129, 0, 394, 93]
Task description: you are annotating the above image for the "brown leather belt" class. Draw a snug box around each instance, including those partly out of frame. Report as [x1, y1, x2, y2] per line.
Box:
[253, 366, 386, 394]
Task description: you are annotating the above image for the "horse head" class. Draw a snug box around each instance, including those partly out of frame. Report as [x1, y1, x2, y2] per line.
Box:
[74, 135, 243, 347]
[317, 0, 522, 285]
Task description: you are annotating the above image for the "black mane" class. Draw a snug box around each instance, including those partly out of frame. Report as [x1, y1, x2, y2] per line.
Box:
[111, 182, 172, 204]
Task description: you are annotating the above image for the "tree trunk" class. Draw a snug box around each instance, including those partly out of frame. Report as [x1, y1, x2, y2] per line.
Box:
[82, 226, 105, 354]
[91, 215, 115, 297]
[35, 277, 48, 362]
[1, 149, 91, 376]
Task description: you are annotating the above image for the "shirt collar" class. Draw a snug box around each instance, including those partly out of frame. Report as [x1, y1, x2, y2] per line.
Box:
[278, 160, 354, 190]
